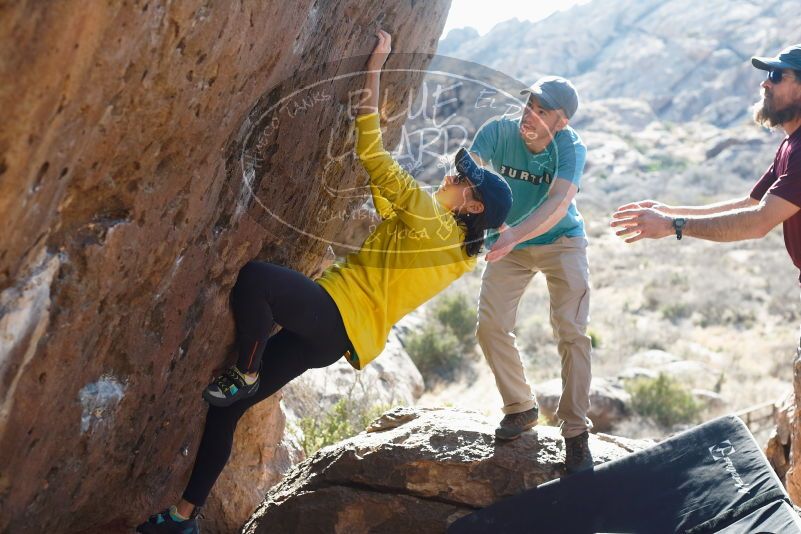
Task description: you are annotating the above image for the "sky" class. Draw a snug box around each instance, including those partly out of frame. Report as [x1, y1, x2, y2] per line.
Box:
[442, 0, 593, 38]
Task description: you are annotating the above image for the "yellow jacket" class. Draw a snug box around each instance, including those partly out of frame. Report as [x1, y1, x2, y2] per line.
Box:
[317, 113, 476, 369]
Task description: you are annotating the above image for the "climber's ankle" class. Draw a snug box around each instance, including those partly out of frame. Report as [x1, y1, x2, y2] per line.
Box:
[176, 500, 195, 519]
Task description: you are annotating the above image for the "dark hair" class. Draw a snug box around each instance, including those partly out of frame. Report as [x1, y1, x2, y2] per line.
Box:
[454, 211, 487, 257]
[452, 173, 488, 256]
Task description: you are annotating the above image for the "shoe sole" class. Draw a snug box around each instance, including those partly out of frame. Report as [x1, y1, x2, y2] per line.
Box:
[202, 382, 260, 407]
[135, 521, 199, 534]
[494, 419, 538, 441]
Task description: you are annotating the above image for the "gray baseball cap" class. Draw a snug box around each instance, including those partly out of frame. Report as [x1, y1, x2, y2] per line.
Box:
[752, 44, 801, 71]
[520, 75, 579, 119]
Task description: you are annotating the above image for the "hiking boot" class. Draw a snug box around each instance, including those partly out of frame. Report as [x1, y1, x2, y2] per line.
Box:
[494, 406, 539, 440]
[202, 365, 260, 407]
[136, 507, 201, 534]
[564, 431, 593, 474]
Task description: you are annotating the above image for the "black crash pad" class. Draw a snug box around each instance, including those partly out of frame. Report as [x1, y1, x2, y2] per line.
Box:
[449, 416, 801, 533]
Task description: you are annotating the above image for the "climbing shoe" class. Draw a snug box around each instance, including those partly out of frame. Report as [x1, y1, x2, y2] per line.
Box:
[202, 365, 260, 407]
[135, 506, 201, 533]
[494, 405, 539, 441]
[564, 431, 593, 474]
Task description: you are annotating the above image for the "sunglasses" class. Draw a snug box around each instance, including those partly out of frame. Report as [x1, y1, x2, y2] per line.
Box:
[767, 68, 800, 84]
[767, 69, 786, 84]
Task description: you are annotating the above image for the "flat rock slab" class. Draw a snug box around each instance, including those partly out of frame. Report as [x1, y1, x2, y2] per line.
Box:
[243, 407, 653, 533]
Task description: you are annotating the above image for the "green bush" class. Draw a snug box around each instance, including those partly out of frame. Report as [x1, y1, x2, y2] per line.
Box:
[660, 302, 692, 322]
[432, 292, 477, 347]
[588, 328, 601, 349]
[644, 154, 688, 173]
[292, 397, 388, 456]
[403, 291, 478, 383]
[405, 323, 461, 379]
[626, 373, 700, 427]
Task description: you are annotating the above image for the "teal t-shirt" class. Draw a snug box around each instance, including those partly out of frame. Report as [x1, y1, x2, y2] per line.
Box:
[470, 117, 587, 247]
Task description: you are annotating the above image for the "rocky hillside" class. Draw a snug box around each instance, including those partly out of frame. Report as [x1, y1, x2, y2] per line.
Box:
[0, 1, 450, 532]
[438, 0, 796, 127]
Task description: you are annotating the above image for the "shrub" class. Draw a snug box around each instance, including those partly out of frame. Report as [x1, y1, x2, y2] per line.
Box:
[518, 316, 551, 353]
[432, 291, 477, 347]
[660, 302, 692, 322]
[588, 328, 601, 349]
[403, 290, 477, 383]
[405, 323, 461, 379]
[292, 397, 388, 456]
[626, 373, 700, 427]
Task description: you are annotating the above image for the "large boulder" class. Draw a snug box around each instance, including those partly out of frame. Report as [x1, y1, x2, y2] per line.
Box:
[202, 395, 303, 534]
[0, 1, 451, 532]
[243, 407, 653, 533]
[771, 354, 801, 504]
[536, 377, 631, 432]
[766, 390, 794, 484]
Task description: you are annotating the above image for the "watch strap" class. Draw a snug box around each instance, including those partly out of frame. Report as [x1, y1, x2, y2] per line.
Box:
[673, 218, 686, 240]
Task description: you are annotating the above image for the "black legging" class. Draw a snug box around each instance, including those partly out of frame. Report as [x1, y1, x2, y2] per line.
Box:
[182, 261, 351, 505]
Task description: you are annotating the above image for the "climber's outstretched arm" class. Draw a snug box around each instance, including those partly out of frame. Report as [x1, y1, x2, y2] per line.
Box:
[357, 29, 391, 116]
[355, 30, 407, 220]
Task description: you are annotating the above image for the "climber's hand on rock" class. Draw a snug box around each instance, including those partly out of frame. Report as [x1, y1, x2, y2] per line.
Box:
[358, 30, 391, 115]
[367, 30, 392, 71]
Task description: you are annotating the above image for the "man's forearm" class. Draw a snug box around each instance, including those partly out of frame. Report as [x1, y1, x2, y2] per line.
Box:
[665, 196, 756, 216]
[511, 196, 568, 243]
[684, 206, 769, 242]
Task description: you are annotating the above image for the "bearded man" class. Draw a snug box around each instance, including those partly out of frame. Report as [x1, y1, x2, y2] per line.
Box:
[611, 43, 801, 362]
[611, 44, 801, 269]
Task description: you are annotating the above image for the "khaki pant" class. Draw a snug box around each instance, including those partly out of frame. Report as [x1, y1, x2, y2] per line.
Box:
[477, 236, 593, 438]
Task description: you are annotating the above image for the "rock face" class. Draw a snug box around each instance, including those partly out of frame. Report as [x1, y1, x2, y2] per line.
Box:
[766, 390, 794, 485]
[202, 395, 303, 534]
[765, 354, 801, 504]
[0, 1, 451, 532]
[243, 407, 653, 533]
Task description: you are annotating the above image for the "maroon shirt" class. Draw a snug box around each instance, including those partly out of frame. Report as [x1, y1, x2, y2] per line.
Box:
[750, 127, 801, 279]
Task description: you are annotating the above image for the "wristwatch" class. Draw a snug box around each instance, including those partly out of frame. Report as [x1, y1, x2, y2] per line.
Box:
[672, 218, 686, 240]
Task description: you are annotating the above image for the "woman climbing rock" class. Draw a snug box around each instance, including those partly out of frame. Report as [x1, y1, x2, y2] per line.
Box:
[136, 29, 512, 533]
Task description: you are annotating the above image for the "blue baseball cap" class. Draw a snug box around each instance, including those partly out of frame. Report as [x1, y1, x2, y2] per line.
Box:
[454, 148, 512, 229]
[752, 44, 801, 71]
[520, 75, 579, 119]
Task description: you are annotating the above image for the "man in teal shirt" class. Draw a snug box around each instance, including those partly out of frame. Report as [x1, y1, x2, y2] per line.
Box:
[471, 76, 593, 473]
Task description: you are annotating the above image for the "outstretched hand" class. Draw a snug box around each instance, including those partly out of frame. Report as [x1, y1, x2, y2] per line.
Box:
[367, 30, 392, 71]
[610, 207, 674, 243]
[615, 199, 669, 212]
